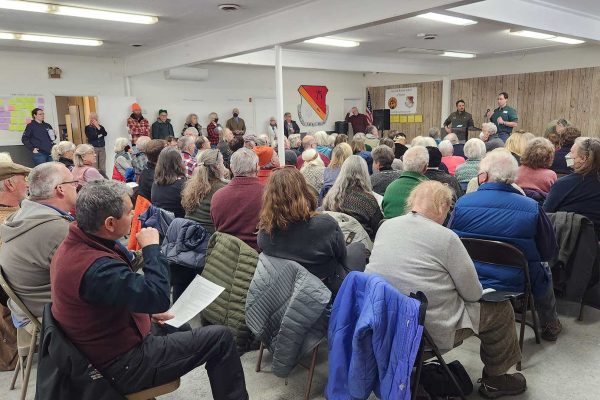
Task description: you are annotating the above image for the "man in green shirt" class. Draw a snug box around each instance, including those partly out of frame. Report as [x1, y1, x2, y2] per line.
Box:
[444, 99, 474, 141]
[382, 146, 429, 218]
[487, 92, 518, 142]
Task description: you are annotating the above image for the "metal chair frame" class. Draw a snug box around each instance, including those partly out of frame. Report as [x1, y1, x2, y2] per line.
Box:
[460, 237, 541, 371]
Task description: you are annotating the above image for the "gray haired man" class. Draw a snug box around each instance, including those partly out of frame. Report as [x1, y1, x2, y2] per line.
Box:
[0, 162, 76, 325]
[49, 180, 248, 399]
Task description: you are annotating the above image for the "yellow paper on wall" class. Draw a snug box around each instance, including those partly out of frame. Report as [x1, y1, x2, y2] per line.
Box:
[390, 115, 400, 123]
[414, 115, 423, 123]
[407, 115, 415, 123]
[399, 115, 408, 123]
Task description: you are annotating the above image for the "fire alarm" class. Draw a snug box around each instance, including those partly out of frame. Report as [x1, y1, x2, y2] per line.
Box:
[48, 67, 62, 79]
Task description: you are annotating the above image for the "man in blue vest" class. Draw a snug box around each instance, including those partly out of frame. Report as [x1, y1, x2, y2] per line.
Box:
[449, 149, 562, 341]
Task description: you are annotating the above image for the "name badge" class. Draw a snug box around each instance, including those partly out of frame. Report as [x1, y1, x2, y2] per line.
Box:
[503, 110, 508, 114]
[47, 129, 56, 140]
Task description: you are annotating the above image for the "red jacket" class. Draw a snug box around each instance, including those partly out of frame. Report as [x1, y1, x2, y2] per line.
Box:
[210, 177, 263, 251]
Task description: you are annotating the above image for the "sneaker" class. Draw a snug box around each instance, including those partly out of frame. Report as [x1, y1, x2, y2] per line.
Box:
[478, 373, 527, 398]
[541, 319, 562, 341]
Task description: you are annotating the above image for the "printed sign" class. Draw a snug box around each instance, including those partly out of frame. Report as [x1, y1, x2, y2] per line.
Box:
[385, 87, 417, 115]
[297, 85, 328, 126]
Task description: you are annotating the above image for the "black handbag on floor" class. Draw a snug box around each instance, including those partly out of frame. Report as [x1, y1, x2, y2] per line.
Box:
[420, 360, 473, 398]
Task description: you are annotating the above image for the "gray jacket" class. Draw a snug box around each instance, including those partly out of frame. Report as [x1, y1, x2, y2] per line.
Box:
[0, 200, 71, 321]
[245, 254, 331, 377]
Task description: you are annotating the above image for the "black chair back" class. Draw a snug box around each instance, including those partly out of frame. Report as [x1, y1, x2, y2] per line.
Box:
[460, 238, 528, 270]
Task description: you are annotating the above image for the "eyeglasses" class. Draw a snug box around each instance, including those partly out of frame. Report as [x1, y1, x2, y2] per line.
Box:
[55, 180, 79, 189]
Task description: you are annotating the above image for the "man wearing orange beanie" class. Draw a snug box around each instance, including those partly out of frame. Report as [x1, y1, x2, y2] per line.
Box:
[126, 103, 150, 145]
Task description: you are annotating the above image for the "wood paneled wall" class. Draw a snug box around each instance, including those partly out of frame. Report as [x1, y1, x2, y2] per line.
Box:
[368, 81, 442, 140]
[452, 67, 600, 138]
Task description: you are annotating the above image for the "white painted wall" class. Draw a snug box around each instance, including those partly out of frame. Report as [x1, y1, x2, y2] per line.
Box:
[130, 63, 366, 135]
[0, 50, 125, 146]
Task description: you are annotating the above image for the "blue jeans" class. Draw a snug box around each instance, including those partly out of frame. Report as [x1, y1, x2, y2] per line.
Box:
[32, 152, 53, 165]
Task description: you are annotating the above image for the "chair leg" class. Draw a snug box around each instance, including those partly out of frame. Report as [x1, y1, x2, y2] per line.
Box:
[10, 356, 20, 390]
[411, 341, 426, 400]
[529, 294, 541, 344]
[304, 345, 319, 400]
[517, 296, 527, 371]
[578, 300, 585, 322]
[20, 328, 38, 400]
[255, 342, 264, 373]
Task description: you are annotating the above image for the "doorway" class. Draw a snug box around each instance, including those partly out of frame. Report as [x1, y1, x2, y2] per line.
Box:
[54, 96, 97, 145]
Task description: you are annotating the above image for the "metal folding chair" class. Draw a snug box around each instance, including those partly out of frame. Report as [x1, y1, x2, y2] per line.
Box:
[0, 267, 42, 400]
[460, 238, 541, 371]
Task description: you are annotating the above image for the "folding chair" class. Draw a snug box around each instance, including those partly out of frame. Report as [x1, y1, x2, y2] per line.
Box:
[460, 238, 541, 371]
[0, 268, 42, 400]
[411, 291, 467, 400]
[255, 340, 323, 400]
[125, 379, 180, 400]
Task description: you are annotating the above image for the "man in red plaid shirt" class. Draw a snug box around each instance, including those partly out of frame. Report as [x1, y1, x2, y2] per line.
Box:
[127, 103, 150, 145]
[178, 136, 197, 177]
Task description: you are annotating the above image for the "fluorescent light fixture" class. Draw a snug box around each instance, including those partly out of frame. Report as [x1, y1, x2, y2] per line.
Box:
[417, 12, 477, 26]
[55, 5, 158, 24]
[0, 0, 158, 24]
[509, 30, 554, 39]
[441, 51, 476, 58]
[547, 36, 585, 45]
[303, 37, 359, 47]
[0, 31, 102, 46]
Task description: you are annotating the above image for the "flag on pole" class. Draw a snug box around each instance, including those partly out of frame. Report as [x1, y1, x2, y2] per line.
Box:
[366, 91, 373, 125]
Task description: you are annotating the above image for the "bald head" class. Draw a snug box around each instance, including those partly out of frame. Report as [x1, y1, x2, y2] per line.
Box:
[302, 135, 316, 149]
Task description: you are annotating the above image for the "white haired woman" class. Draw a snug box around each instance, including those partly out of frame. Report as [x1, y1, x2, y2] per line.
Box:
[112, 137, 133, 182]
[182, 113, 202, 136]
[72, 144, 104, 187]
[300, 149, 326, 193]
[455, 138, 487, 183]
[51, 141, 76, 170]
[314, 131, 332, 159]
[438, 139, 465, 176]
[322, 155, 383, 240]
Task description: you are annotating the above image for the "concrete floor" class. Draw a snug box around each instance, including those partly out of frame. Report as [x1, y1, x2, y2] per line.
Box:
[1, 299, 599, 400]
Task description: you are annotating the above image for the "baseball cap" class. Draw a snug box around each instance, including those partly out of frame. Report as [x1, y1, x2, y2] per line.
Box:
[0, 162, 31, 181]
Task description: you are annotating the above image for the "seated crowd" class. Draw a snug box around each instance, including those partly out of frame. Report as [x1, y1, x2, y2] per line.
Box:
[1, 107, 600, 400]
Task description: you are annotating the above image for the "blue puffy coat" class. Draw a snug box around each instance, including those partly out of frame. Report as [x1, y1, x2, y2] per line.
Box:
[161, 218, 211, 272]
[450, 182, 551, 296]
[327, 272, 423, 400]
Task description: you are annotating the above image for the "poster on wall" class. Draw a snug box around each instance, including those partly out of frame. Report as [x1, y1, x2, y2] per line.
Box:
[297, 85, 328, 126]
[385, 87, 417, 115]
[0, 95, 44, 132]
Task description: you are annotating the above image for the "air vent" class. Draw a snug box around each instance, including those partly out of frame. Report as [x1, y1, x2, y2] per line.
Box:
[218, 4, 241, 11]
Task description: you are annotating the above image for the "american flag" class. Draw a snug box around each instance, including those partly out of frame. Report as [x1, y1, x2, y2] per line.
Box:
[366, 91, 373, 125]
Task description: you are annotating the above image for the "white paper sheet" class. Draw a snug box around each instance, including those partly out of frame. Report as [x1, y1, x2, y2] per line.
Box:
[165, 275, 225, 328]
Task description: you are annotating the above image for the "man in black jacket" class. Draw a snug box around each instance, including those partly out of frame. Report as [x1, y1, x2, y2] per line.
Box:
[84, 112, 108, 175]
[22, 108, 55, 165]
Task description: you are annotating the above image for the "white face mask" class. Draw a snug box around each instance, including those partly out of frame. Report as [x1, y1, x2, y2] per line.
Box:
[565, 153, 575, 167]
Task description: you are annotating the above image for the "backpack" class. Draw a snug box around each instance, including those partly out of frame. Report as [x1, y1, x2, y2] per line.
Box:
[321, 211, 373, 253]
[420, 360, 473, 398]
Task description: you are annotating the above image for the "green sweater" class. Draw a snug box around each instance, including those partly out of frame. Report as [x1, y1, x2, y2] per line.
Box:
[382, 171, 428, 218]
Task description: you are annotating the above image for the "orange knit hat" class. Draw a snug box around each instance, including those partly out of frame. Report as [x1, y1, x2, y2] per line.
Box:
[131, 103, 141, 111]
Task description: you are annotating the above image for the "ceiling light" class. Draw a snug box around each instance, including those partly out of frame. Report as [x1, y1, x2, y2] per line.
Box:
[440, 51, 476, 58]
[0, 0, 158, 24]
[509, 30, 554, 39]
[218, 4, 241, 11]
[417, 12, 477, 26]
[547, 36, 585, 45]
[0, 31, 102, 46]
[303, 37, 359, 47]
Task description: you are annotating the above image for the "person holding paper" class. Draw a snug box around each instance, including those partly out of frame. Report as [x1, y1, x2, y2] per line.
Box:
[50, 180, 248, 400]
[443, 100, 474, 139]
[22, 108, 56, 165]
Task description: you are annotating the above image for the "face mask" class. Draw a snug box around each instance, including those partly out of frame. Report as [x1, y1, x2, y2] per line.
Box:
[566, 154, 575, 167]
[233, 113, 239, 118]
[214, 118, 219, 123]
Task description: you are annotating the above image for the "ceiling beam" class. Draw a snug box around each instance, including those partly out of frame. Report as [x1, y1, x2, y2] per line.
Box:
[215, 48, 451, 75]
[451, 0, 600, 42]
[124, 0, 479, 76]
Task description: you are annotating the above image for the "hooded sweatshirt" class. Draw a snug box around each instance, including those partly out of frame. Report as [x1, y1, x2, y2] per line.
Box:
[0, 200, 71, 323]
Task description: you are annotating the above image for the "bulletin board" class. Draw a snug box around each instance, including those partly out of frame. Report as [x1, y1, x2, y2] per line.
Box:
[0, 94, 46, 146]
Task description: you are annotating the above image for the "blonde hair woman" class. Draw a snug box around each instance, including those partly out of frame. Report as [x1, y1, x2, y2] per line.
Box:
[323, 143, 352, 193]
[207, 112, 220, 147]
[505, 130, 535, 163]
[182, 149, 228, 234]
[71, 144, 104, 187]
[51, 141, 76, 170]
